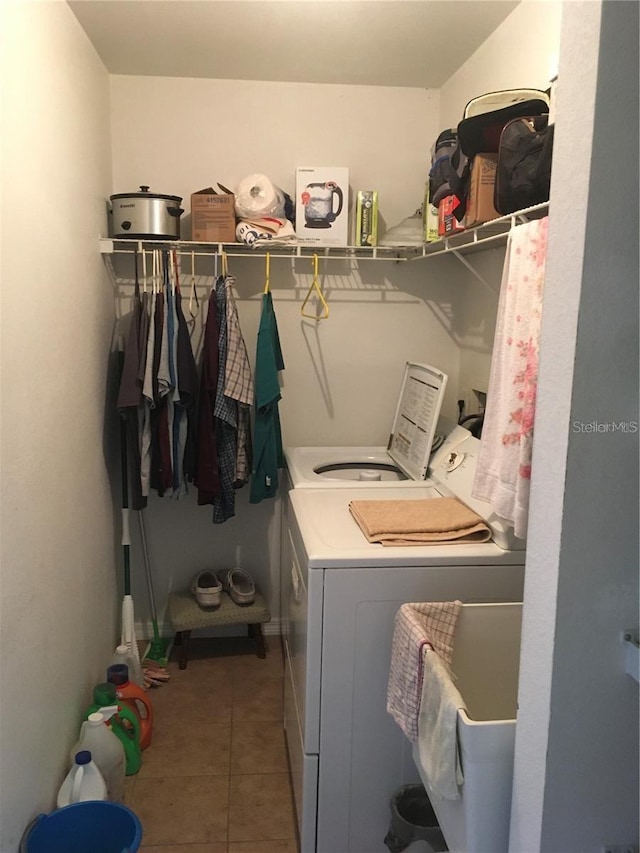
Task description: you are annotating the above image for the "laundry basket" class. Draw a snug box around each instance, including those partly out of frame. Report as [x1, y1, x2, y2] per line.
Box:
[413, 602, 523, 853]
[20, 801, 142, 853]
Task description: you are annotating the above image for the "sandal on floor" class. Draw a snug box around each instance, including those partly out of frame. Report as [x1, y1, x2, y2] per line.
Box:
[191, 571, 222, 608]
[217, 568, 255, 606]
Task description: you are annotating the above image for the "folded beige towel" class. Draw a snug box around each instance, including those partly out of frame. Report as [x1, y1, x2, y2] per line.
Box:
[349, 497, 491, 546]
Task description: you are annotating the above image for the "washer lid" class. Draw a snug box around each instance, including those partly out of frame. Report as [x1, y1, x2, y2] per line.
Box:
[387, 362, 448, 481]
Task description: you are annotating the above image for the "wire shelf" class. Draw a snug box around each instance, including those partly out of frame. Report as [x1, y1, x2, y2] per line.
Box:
[99, 202, 548, 264]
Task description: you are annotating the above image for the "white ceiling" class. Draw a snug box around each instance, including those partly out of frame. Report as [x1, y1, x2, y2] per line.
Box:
[69, 0, 519, 88]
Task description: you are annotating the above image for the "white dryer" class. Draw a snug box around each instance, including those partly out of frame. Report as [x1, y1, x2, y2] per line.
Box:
[285, 361, 467, 490]
[281, 438, 526, 853]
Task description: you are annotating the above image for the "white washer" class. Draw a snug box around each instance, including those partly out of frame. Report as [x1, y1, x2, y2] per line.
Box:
[285, 362, 464, 490]
[281, 439, 526, 853]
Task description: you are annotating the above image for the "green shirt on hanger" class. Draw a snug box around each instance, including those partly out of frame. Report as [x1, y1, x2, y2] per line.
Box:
[250, 291, 285, 503]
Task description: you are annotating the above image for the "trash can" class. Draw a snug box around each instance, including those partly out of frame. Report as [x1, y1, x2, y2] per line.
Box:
[20, 801, 142, 853]
[384, 783, 448, 853]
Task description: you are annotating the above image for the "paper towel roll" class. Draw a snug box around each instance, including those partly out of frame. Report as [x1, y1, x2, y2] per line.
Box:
[234, 173, 286, 219]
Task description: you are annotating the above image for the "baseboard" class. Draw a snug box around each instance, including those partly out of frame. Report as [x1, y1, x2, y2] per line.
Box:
[135, 617, 282, 640]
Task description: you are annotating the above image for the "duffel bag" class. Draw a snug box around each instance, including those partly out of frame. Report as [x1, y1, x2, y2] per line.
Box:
[494, 115, 554, 215]
[457, 93, 550, 159]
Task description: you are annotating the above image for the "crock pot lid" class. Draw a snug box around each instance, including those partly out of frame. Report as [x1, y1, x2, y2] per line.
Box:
[110, 191, 182, 202]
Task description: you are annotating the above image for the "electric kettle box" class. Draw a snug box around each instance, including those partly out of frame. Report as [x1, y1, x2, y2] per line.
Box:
[295, 167, 350, 246]
[191, 188, 237, 242]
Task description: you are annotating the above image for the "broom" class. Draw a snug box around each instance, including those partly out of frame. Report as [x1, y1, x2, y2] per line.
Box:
[119, 383, 140, 674]
[138, 508, 172, 682]
[119, 347, 168, 688]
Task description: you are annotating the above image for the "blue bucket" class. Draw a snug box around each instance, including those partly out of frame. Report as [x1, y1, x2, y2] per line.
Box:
[21, 801, 142, 853]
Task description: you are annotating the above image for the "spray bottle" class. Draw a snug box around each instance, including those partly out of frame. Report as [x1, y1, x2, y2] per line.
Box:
[107, 663, 154, 750]
[71, 709, 125, 802]
[86, 682, 142, 775]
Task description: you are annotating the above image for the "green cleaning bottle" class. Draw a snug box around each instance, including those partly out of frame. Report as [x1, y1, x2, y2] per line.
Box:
[86, 682, 142, 776]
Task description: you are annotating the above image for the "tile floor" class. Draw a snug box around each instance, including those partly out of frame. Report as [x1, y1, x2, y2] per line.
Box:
[126, 634, 299, 853]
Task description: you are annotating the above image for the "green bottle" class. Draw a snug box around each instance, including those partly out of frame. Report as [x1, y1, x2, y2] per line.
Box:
[86, 682, 142, 775]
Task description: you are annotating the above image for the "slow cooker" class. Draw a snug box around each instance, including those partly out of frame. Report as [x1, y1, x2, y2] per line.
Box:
[109, 186, 183, 239]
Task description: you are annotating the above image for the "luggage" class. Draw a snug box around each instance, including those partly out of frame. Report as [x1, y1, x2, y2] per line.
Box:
[494, 115, 554, 215]
[457, 90, 550, 159]
[446, 89, 550, 222]
[462, 88, 550, 119]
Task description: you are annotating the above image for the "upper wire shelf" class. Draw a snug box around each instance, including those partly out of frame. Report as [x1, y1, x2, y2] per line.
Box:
[98, 202, 548, 263]
[99, 238, 423, 262]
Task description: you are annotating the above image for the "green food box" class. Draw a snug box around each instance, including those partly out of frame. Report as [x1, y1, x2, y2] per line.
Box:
[355, 190, 378, 246]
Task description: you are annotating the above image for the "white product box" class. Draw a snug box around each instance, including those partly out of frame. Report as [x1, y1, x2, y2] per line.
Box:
[295, 167, 350, 247]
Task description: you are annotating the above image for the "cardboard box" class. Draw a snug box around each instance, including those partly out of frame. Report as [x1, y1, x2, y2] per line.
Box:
[191, 188, 236, 242]
[438, 195, 466, 237]
[464, 154, 500, 228]
[423, 185, 439, 243]
[295, 167, 349, 247]
[355, 190, 378, 246]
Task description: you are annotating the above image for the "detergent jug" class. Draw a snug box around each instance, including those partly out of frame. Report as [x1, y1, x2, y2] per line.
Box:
[109, 643, 144, 688]
[71, 710, 125, 802]
[107, 663, 153, 750]
[56, 750, 107, 808]
[86, 682, 142, 775]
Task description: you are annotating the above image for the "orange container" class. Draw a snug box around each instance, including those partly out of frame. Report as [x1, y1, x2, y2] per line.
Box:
[107, 664, 154, 750]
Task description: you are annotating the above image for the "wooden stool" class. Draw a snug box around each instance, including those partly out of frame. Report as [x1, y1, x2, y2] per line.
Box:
[167, 589, 271, 670]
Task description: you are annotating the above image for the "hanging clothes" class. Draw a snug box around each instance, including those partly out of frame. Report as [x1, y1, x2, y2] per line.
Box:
[174, 286, 199, 488]
[472, 216, 549, 539]
[223, 276, 254, 486]
[195, 288, 220, 504]
[212, 275, 238, 524]
[156, 255, 175, 495]
[116, 251, 260, 515]
[116, 250, 147, 511]
[138, 288, 154, 499]
[250, 291, 285, 503]
[149, 289, 173, 496]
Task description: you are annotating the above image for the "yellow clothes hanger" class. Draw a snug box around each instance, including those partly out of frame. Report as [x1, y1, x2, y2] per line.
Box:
[221, 249, 229, 278]
[264, 252, 271, 294]
[301, 253, 329, 320]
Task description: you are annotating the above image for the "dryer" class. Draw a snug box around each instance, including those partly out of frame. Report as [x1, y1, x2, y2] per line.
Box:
[281, 438, 526, 853]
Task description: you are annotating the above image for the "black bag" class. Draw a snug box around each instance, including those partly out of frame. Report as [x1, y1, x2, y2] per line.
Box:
[494, 116, 554, 215]
[448, 90, 550, 222]
[457, 97, 550, 159]
[429, 129, 465, 207]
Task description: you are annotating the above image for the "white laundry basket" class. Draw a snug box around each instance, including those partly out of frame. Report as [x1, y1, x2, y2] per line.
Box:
[412, 602, 523, 853]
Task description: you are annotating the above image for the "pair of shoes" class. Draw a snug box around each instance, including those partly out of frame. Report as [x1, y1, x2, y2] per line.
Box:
[217, 568, 255, 606]
[191, 571, 222, 608]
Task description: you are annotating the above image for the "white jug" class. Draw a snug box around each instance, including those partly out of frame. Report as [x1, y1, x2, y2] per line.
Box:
[57, 749, 107, 808]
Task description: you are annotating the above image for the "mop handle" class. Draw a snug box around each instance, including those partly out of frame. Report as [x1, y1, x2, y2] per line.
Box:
[121, 508, 131, 547]
[137, 510, 159, 624]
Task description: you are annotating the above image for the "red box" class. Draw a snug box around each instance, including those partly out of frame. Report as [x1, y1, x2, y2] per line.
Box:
[438, 195, 466, 237]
